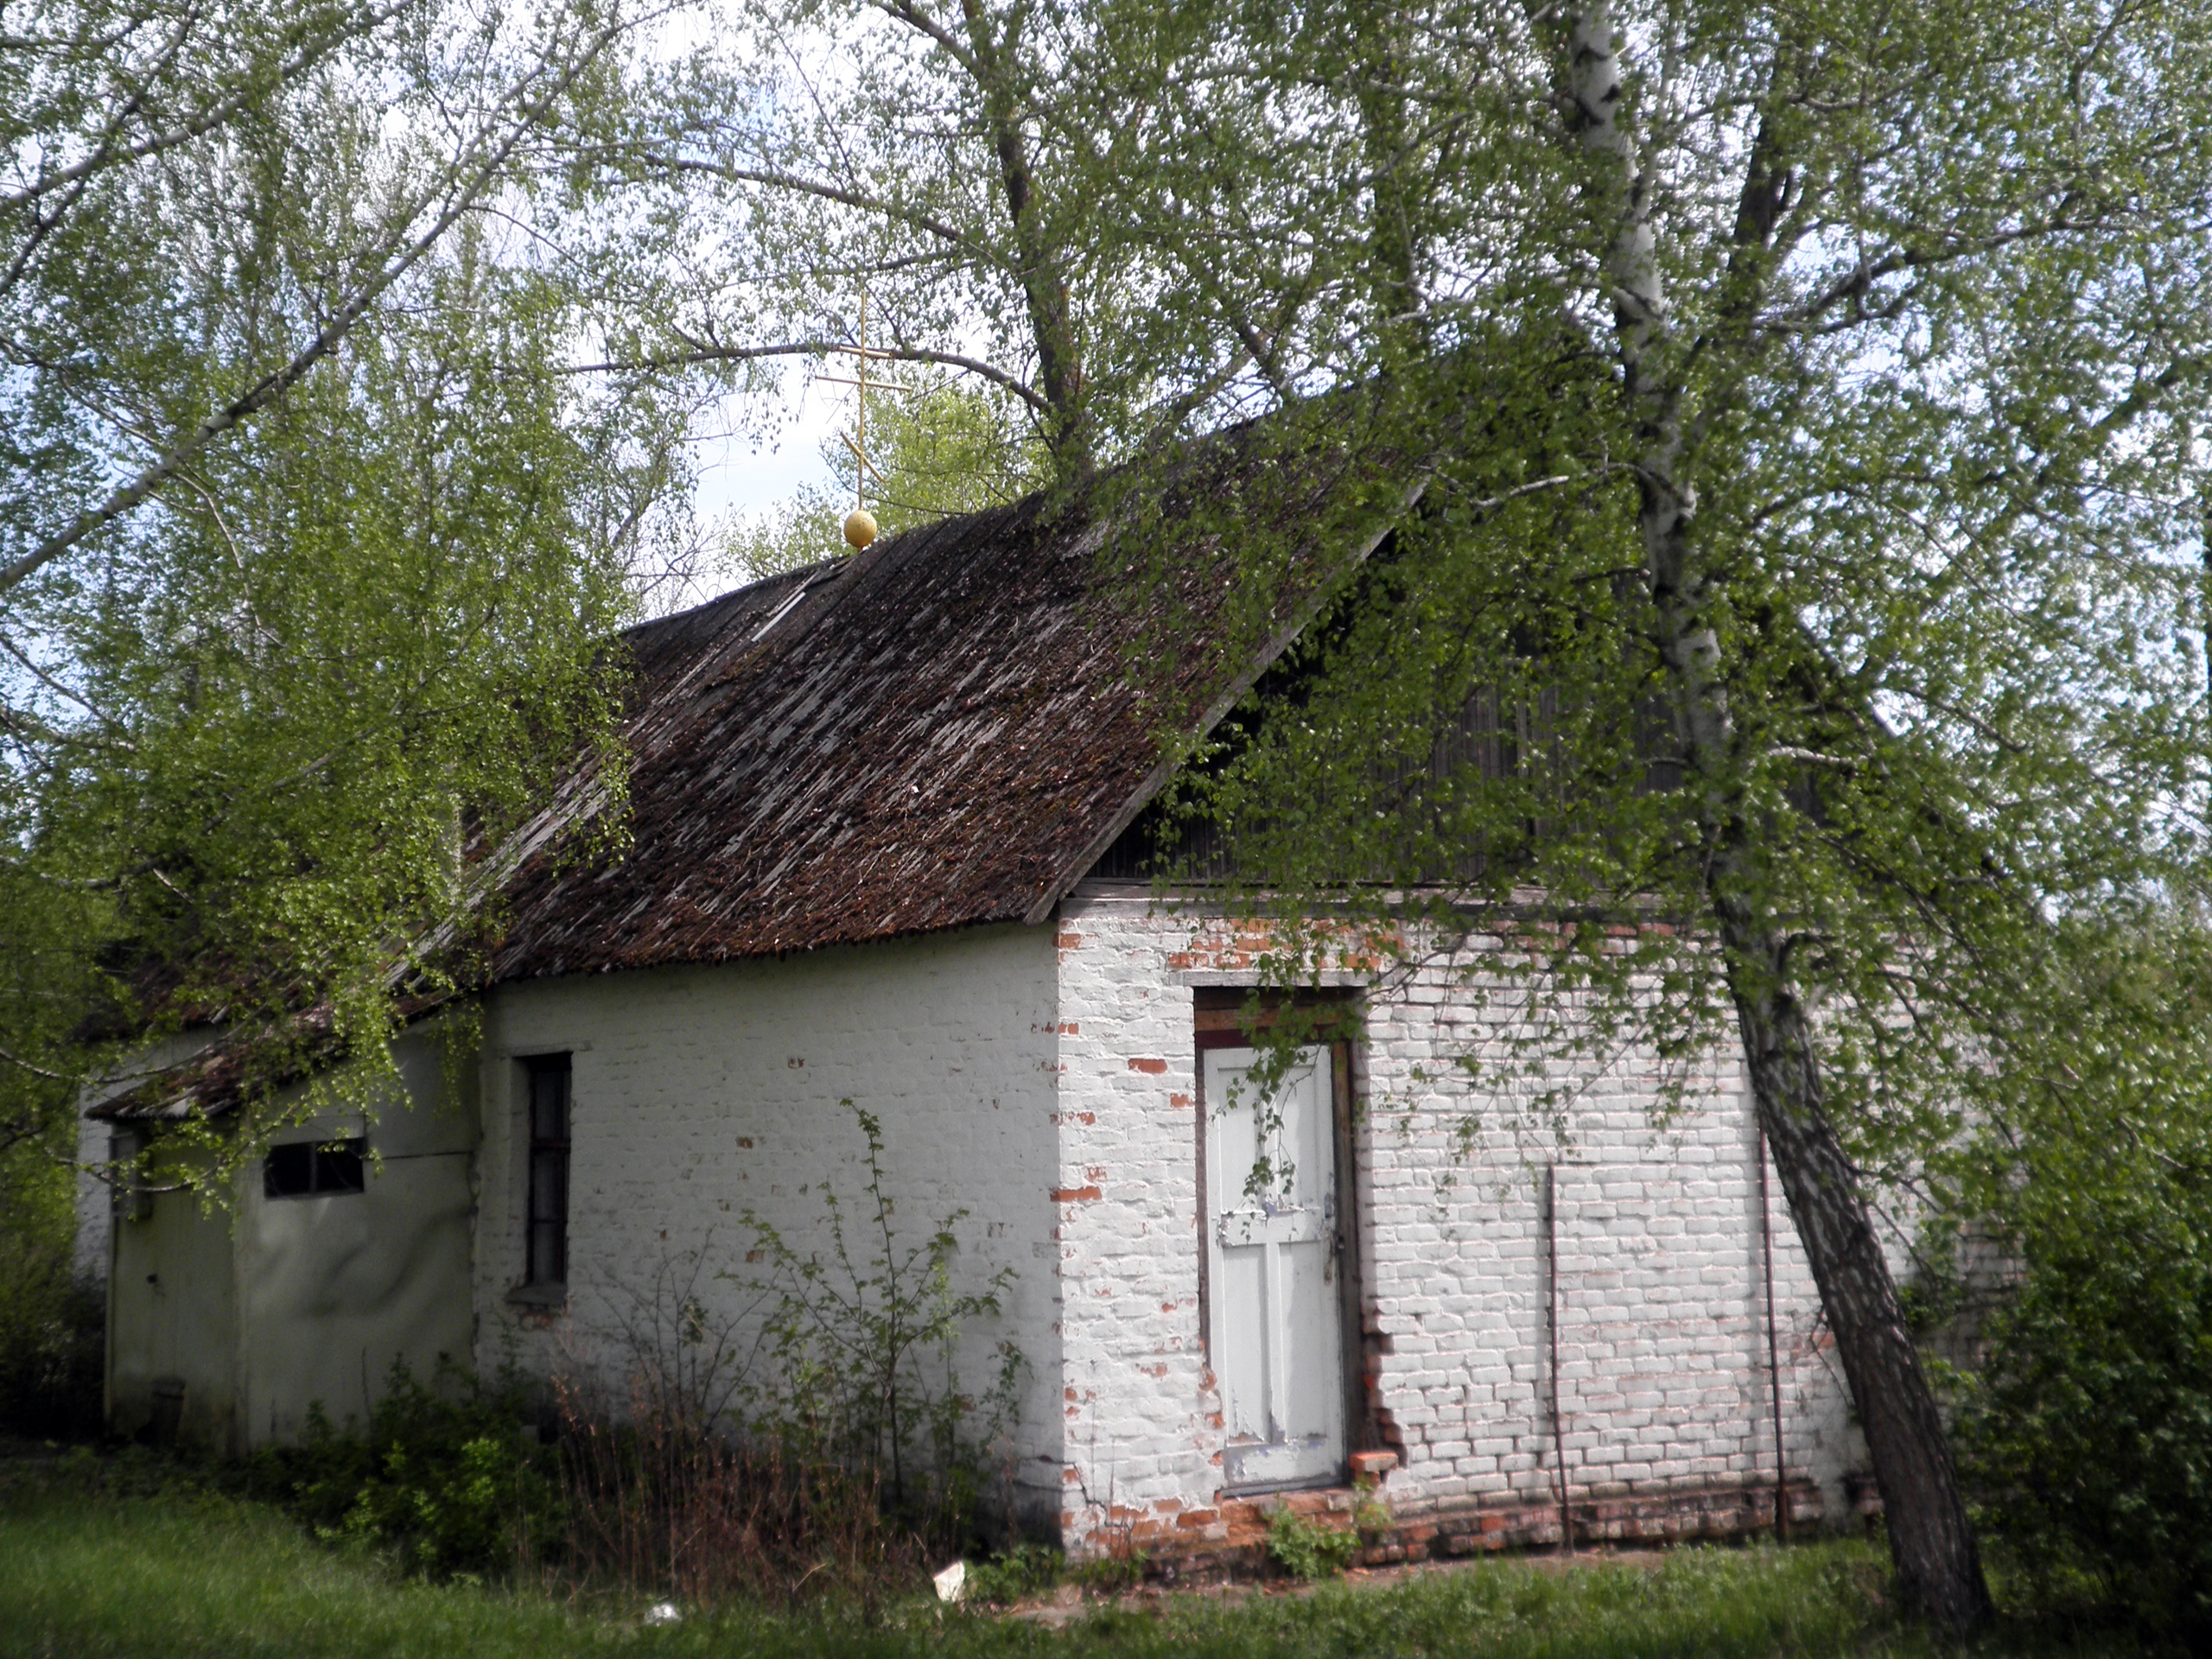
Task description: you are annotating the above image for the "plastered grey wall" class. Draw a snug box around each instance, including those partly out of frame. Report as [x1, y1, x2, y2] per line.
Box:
[1049, 890, 1865, 1555]
[233, 1026, 480, 1442]
[108, 1141, 239, 1450]
[104, 1023, 480, 1449]
[76, 1030, 227, 1287]
[474, 924, 1064, 1529]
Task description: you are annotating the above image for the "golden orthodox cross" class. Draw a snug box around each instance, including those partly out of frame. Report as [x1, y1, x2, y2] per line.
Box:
[812, 289, 910, 550]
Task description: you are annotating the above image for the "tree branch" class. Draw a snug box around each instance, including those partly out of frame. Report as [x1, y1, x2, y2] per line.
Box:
[0, 14, 632, 599]
[0, 1044, 73, 1082]
[609, 152, 996, 264]
[0, 0, 426, 217]
[569, 336, 1055, 415]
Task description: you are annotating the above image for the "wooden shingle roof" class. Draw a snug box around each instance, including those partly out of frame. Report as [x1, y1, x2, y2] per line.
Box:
[87, 419, 1413, 1120]
[488, 430, 1414, 979]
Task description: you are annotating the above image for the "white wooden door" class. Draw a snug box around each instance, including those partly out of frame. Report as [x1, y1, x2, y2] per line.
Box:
[1204, 1044, 1345, 1489]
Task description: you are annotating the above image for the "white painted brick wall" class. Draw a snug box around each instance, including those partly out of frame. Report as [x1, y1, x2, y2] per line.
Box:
[1052, 891, 1864, 1551]
[462, 897, 1875, 1554]
[1047, 904, 1217, 1546]
[474, 924, 1066, 1526]
[88, 898, 1899, 1522]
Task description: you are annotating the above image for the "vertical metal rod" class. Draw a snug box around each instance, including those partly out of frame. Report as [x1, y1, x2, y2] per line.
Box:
[1758, 1125, 1789, 1542]
[1545, 1162, 1572, 1554]
[855, 289, 868, 511]
[2201, 470, 2211, 706]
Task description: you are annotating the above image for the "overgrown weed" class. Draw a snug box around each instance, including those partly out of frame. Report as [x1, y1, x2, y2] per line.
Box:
[226, 1102, 1028, 1611]
[963, 1540, 1063, 1605]
[1263, 1506, 1360, 1580]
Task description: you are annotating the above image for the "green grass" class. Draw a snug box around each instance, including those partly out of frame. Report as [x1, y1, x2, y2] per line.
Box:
[0, 1469, 2155, 1659]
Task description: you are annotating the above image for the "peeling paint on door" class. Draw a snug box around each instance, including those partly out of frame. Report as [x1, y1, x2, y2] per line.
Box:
[1204, 1045, 1344, 1489]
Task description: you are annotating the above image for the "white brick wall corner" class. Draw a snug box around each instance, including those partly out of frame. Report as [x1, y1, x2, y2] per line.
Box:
[1051, 892, 1863, 1552]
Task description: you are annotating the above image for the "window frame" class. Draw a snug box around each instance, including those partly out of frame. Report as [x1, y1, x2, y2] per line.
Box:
[521, 1053, 572, 1290]
[262, 1135, 367, 1200]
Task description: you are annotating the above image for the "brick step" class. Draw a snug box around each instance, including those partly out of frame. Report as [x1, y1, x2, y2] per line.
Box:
[1127, 1477, 1826, 1585]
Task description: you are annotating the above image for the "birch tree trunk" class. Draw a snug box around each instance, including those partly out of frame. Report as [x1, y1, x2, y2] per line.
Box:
[1560, 1, 1993, 1631]
[1719, 912, 1993, 1631]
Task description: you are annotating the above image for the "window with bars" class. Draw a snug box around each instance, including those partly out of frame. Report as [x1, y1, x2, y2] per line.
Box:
[523, 1054, 571, 1287]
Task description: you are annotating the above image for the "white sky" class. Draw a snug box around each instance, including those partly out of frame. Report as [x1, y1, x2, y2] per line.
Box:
[688, 368, 849, 524]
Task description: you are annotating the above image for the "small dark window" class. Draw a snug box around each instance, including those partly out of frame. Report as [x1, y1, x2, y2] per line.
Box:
[264, 1137, 366, 1199]
[524, 1055, 571, 1286]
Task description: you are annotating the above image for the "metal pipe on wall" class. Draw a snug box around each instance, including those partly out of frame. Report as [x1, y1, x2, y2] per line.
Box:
[1758, 1126, 1789, 1541]
[1544, 1162, 1573, 1554]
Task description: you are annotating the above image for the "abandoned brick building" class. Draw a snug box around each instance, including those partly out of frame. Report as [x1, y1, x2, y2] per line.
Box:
[83, 429, 1866, 1559]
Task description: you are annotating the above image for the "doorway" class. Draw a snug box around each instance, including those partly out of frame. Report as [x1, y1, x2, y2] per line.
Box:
[1200, 1034, 1355, 1490]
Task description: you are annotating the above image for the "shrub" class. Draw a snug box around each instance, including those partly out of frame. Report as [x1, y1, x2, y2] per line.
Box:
[547, 1259, 905, 1608]
[0, 1132, 103, 1441]
[542, 1122, 1033, 1610]
[734, 1099, 1025, 1551]
[1952, 1102, 2212, 1642]
[249, 1360, 557, 1580]
[0, 1260, 102, 1440]
[1264, 1506, 1360, 1580]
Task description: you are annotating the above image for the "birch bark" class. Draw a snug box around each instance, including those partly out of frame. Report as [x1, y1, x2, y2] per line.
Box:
[1559, 1, 1993, 1631]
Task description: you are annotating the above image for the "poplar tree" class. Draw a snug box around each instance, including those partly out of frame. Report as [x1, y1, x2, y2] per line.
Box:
[561, 0, 1257, 480]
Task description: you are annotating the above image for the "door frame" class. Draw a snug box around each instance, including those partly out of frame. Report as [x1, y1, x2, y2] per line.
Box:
[1193, 988, 1370, 1491]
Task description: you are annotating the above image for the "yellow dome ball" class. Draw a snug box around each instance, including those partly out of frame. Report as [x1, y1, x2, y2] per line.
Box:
[842, 509, 879, 550]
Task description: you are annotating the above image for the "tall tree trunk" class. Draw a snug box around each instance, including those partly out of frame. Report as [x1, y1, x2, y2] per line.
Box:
[1557, 1, 1993, 1631]
[1352, 10, 1420, 361]
[1717, 906, 1994, 1634]
[959, 0, 1090, 479]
